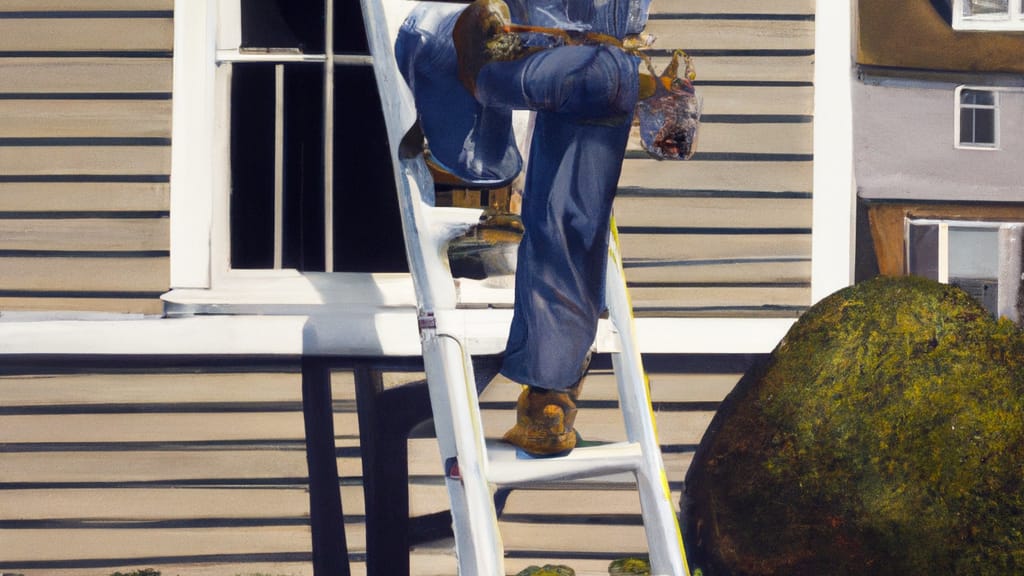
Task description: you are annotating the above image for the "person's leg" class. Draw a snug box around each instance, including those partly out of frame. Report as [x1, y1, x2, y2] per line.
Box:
[499, 103, 633, 456]
[474, 44, 639, 124]
[453, 37, 638, 392]
[501, 114, 630, 390]
[448, 5, 641, 455]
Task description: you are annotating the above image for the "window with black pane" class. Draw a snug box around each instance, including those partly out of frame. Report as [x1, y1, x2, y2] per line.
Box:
[957, 88, 997, 149]
[229, 0, 407, 272]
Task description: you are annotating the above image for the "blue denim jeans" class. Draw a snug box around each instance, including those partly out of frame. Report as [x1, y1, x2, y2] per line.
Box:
[396, 3, 640, 390]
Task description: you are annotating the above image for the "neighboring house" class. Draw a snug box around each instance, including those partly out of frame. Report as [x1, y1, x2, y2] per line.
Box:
[0, 0, 850, 574]
[854, 0, 1024, 321]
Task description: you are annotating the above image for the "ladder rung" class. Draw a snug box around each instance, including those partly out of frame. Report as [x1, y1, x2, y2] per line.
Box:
[485, 440, 643, 487]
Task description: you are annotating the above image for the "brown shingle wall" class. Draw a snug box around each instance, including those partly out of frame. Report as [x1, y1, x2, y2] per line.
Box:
[857, 0, 1024, 73]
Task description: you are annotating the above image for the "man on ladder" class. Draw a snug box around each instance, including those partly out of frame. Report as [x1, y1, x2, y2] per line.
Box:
[396, 0, 666, 458]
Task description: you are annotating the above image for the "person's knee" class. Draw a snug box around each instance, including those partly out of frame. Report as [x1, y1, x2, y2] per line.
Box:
[569, 46, 639, 118]
[476, 45, 638, 119]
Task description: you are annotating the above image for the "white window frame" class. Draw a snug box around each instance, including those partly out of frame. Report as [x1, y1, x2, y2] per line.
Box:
[953, 0, 1024, 30]
[167, 0, 417, 314]
[905, 218, 1023, 322]
[954, 85, 1000, 150]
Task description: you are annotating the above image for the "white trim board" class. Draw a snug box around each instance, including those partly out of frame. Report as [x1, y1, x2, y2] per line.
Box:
[0, 315, 792, 358]
[812, 0, 856, 304]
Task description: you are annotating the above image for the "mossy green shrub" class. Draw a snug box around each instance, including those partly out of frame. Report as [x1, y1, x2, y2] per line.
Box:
[608, 556, 651, 575]
[514, 564, 575, 576]
[682, 276, 1024, 576]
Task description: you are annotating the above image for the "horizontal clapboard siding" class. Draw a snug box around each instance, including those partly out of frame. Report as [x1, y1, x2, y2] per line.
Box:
[0, 19, 172, 54]
[0, 3, 171, 314]
[0, 218, 167, 251]
[0, 364, 317, 575]
[0, 356, 756, 575]
[0, 182, 168, 212]
[0, 100, 171, 138]
[1, 0, 173, 10]
[618, 0, 814, 317]
[0, 58, 172, 94]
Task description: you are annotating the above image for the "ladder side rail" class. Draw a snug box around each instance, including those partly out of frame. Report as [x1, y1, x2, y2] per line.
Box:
[361, 1, 505, 573]
[605, 219, 690, 576]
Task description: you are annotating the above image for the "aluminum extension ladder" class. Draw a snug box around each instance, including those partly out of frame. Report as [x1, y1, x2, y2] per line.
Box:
[362, 0, 690, 573]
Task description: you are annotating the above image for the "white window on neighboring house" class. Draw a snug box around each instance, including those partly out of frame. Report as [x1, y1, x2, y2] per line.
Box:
[953, 0, 1024, 30]
[955, 87, 999, 149]
[906, 219, 1024, 322]
[168, 1, 410, 312]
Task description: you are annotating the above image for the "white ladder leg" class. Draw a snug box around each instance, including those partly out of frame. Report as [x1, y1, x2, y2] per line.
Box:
[421, 319, 505, 575]
[606, 219, 691, 576]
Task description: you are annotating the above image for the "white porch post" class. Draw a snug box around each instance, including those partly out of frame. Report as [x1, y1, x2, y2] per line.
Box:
[169, 0, 218, 289]
[812, 0, 856, 304]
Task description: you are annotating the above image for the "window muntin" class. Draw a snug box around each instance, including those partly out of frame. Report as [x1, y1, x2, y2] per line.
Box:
[954, 0, 1024, 29]
[956, 87, 998, 149]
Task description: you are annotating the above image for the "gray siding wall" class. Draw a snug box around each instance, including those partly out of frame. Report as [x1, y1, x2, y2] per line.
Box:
[855, 79, 1024, 203]
[0, 1, 173, 315]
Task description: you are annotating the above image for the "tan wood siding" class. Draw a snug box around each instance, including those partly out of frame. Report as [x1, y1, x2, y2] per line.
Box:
[0, 19, 172, 53]
[645, 18, 815, 52]
[0, 366, 315, 574]
[0, 100, 172, 138]
[620, 233, 811, 263]
[0, 182, 168, 212]
[0, 358, 751, 575]
[665, 54, 814, 83]
[624, 259, 811, 284]
[0, 256, 167, 291]
[616, 1, 814, 316]
[0, 296, 159, 314]
[686, 85, 813, 116]
[0, 58, 172, 93]
[0, 8, 172, 314]
[620, 160, 812, 193]
[0, 146, 170, 176]
[615, 197, 812, 229]
[633, 122, 812, 155]
[628, 285, 811, 315]
[0, 0, 172, 10]
[651, 0, 815, 14]
[0, 218, 168, 251]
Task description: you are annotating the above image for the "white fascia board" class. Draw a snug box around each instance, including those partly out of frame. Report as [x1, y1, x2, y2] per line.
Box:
[812, 0, 856, 304]
[162, 271, 421, 311]
[0, 316, 308, 357]
[0, 314, 426, 358]
[169, 1, 217, 289]
[0, 314, 792, 359]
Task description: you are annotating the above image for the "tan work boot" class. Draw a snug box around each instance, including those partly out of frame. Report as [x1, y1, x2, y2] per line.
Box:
[453, 0, 515, 96]
[503, 386, 579, 457]
[503, 351, 590, 457]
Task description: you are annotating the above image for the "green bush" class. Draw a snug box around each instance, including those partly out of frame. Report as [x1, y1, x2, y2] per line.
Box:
[683, 276, 1024, 575]
[608, 556, 651, 575]
[514, 565, 575, 576]
[109, 570, 160, 576]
